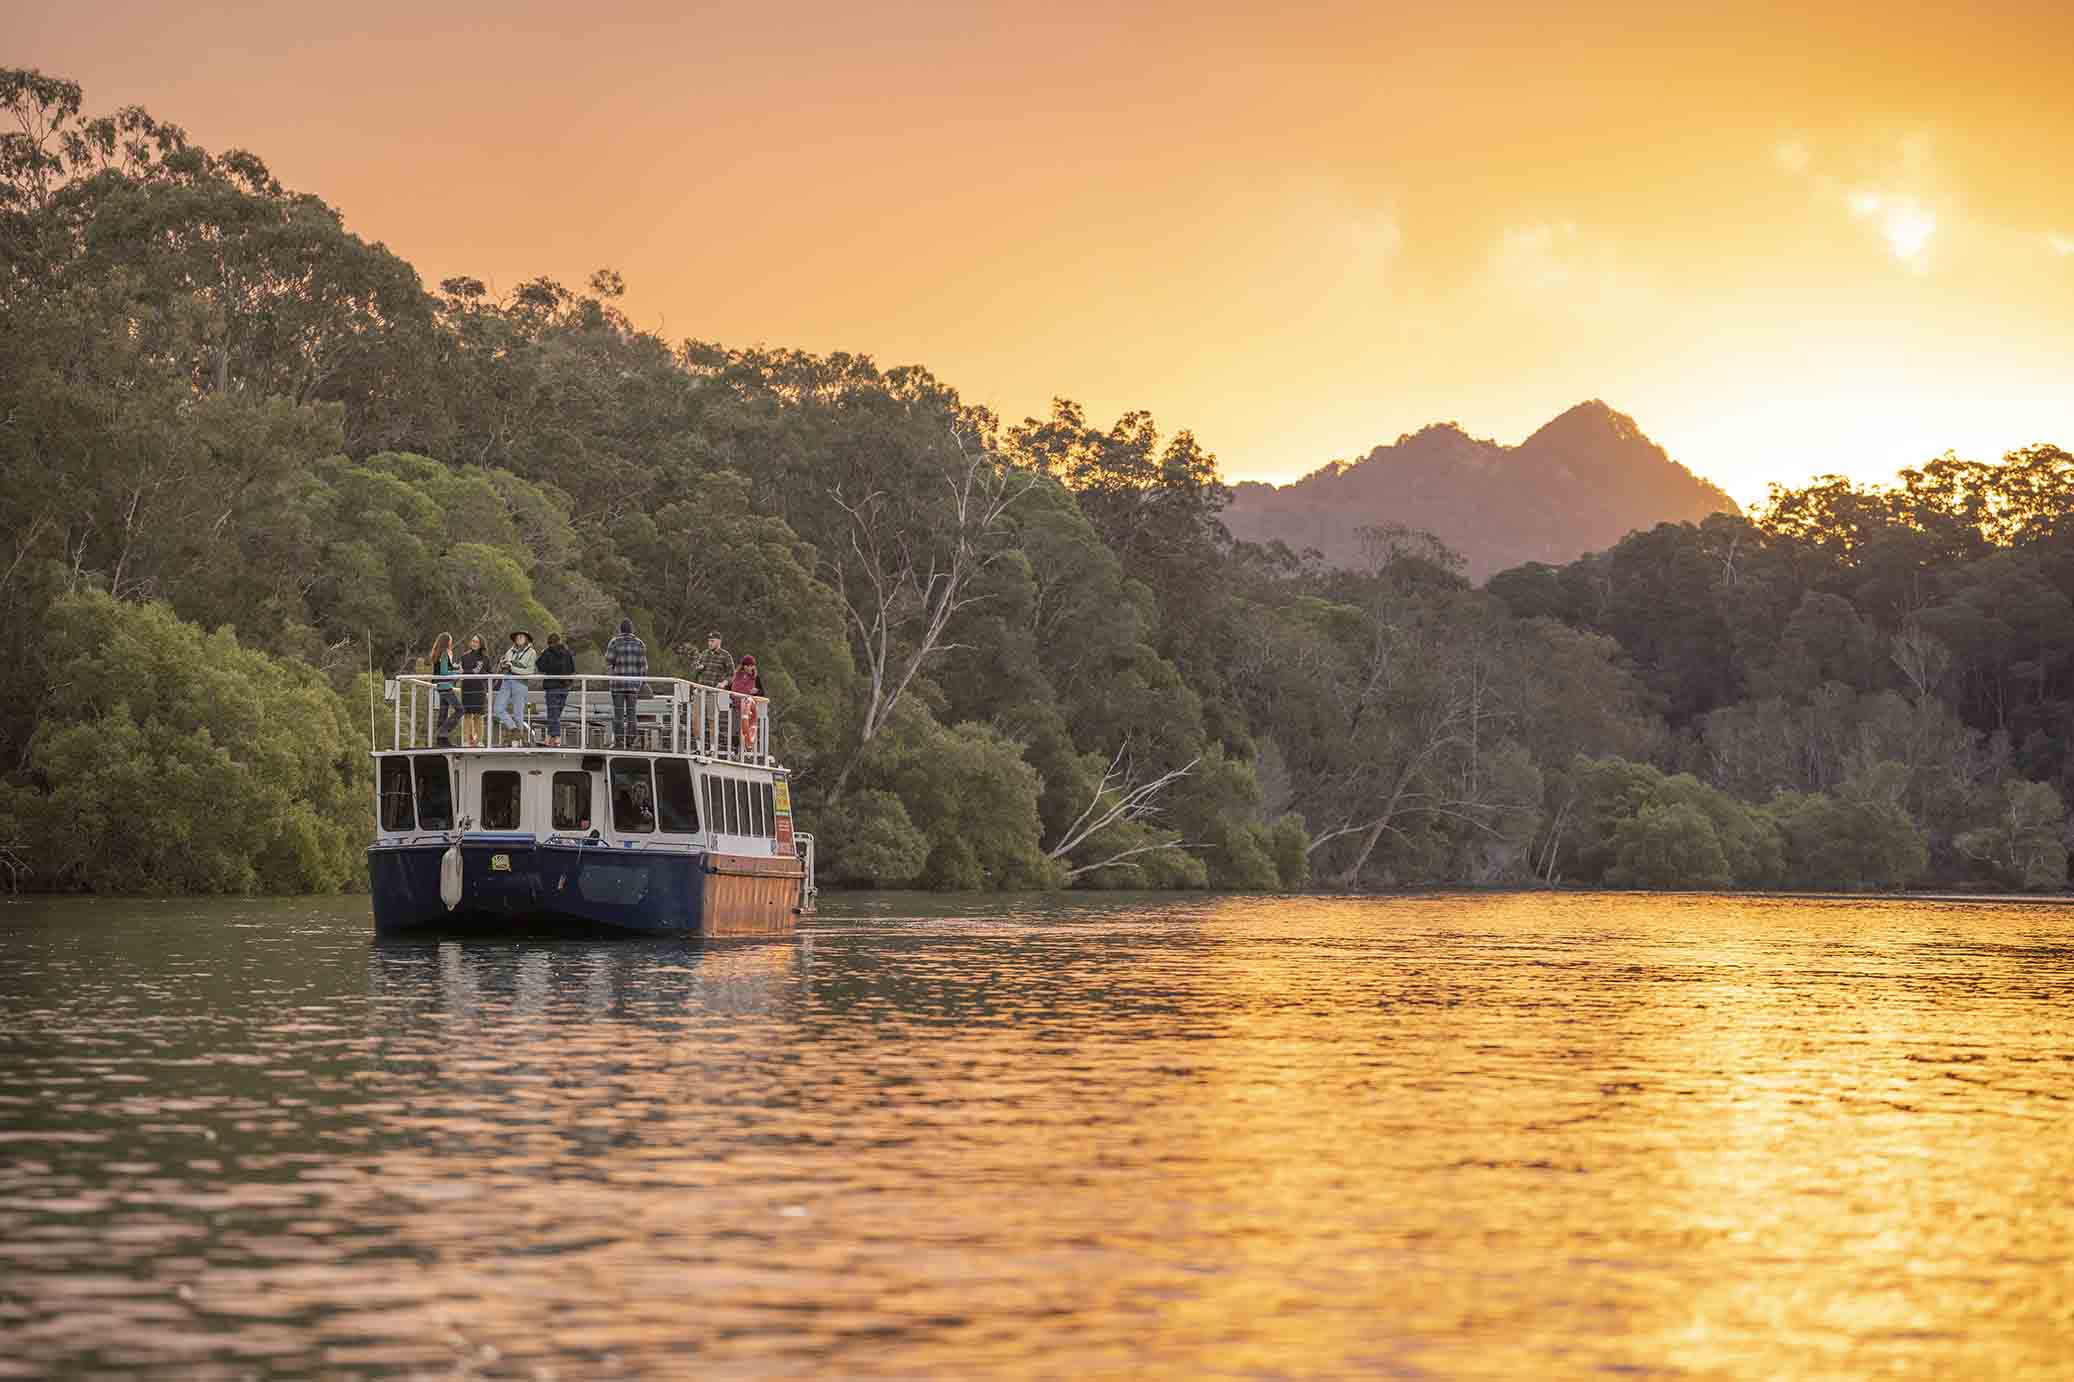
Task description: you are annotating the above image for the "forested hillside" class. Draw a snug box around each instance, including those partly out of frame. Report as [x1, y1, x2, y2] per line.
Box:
[1225, 401, 1736, 580]
[1487, 456, 2074, 890]
[2, 69, 2068, 896]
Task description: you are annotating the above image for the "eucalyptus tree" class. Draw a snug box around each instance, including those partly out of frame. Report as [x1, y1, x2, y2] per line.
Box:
[1004, 399, 1239, 693]
[824, 428, 1042, 793]
[430, 271, 704, 520]
[1239, 529, 1535, 885]
[1955, 779, 2069, 890]
[1, 68, 437, 433]
[608, 470, 855, 782]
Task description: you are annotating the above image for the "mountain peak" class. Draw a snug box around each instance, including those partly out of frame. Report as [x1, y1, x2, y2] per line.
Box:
[1525, 398, 1644, 449]
[1222, 402, 1736, 581]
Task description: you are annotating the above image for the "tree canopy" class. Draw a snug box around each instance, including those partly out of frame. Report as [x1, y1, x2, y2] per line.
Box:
[3, 67, 2068, 896]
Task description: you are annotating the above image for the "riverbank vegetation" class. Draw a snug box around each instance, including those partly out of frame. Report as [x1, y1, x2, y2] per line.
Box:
[3, 69, 2069, 895]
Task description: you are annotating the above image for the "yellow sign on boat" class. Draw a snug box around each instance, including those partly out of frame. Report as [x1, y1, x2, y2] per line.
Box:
[490, 854, 511, 872]
[772, 780, 792, 813]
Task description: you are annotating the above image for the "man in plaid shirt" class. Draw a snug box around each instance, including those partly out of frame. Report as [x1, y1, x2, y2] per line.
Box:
[684, 630, 736, 688]
[606, 617, 648, 749]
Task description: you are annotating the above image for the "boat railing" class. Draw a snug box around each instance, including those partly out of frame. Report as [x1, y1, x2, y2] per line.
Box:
[385, 674, 775, 765]
[795, 832, 817, 910]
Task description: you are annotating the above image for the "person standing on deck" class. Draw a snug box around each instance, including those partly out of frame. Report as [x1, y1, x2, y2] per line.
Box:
[606, 618, 648, 750]
[684, 630, 735, 688]
[729, 654, 764, 754]
[537, 631, 576, 748]
[680, 629, 737, 749]
[458, 634, 491, 747]
[494, 630, 537, 746]
[429, 632, 461, 746]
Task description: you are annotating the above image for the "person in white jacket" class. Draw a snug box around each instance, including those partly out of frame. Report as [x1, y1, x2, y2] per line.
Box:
[493, 630, 538, 745]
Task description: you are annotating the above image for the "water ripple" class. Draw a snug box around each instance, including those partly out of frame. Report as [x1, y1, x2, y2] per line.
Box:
[1, 891, 2071, 1377]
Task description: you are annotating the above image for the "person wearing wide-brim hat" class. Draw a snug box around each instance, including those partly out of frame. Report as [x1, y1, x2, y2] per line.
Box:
[493, 629, 538, 746]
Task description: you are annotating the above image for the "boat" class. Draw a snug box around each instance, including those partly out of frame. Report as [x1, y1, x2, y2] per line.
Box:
[367, 670, 816, 937]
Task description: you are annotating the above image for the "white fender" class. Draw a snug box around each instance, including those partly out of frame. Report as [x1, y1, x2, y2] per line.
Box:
[439, 843, 464, 911]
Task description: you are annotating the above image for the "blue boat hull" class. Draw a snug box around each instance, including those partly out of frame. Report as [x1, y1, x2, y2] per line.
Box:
[368, 840, 709, 936]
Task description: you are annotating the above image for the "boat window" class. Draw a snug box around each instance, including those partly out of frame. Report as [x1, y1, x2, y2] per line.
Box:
[413, 757, 453, 830]
[760, 781, 775, 837]
[655, 759, 699, 834]
[611, 758, 655, 834]
[379, 757, 415, 831]
[747, 777, 764, 837]
[703, 774, 720, 833]
[481, 771, 522, 831]
[552, 771, 591, 831]
[727, 777, 743, 835]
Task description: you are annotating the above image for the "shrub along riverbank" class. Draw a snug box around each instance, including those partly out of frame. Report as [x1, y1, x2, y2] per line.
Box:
[3, 68, 2070, 896]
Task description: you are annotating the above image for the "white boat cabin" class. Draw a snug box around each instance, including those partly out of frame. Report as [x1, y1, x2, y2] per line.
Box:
[373, 672, 816, 906]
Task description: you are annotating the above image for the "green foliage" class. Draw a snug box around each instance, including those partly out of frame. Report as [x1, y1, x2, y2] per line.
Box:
[12, 592, 367, 894]
[1607, 802, 1731, 888]
[1548, 755, 1657, 884]
[8, 66, 2072, 899]
[608, 471, 853, 782]
[1558, 757, 1778, 889]
[1755, 592, 1883, 697]
[853, 703, 1064, 890]
[1955, 780, 2068, 891]
[1005, 400, 1232, 673]
[817, 790, 930, 886]
[1766, 774, 1929, 891]
[1265, 813, 1312, 888]
[1169, 746, 1275, 889]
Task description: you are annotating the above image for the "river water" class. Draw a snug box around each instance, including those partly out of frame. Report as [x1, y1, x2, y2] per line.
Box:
[1, 892, 2070, 1379]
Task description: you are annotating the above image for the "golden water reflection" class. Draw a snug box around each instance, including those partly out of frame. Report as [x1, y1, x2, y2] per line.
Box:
[1, 892, 2070, 1377]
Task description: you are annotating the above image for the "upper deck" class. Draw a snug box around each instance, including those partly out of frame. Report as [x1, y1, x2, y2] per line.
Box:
[386, 673, 779, 766]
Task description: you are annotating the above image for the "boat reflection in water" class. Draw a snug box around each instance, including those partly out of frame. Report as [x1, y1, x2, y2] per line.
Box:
[368, 934, 807, 1026]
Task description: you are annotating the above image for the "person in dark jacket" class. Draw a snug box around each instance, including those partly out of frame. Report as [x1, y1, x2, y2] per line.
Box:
[537, 631, 577, 748]
[458, 634, 491, 747]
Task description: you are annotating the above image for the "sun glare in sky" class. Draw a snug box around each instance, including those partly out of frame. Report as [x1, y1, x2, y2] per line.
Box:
[21, 1, 2073, 508]
[1848, 194, 1937, 268]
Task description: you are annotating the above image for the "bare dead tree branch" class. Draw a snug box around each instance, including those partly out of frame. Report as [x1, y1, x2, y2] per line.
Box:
[1045, 748, 1200, 862]
[1063, 839, 1205, 880]
[828, 428, 1042, 796]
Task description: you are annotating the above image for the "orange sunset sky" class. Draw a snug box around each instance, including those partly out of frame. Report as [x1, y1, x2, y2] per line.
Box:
[23, 1, 2074, 505]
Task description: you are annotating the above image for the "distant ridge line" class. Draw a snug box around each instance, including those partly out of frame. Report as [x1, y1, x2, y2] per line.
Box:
[1223, 400, 1736, 581]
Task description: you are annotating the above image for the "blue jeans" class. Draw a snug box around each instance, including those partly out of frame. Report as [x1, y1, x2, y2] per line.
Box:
[544, 689, 569, 741]
[494, 679, 530, 735]
[435, 689, 461, 743]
